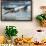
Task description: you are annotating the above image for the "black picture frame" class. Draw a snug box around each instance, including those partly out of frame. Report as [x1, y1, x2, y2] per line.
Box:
[1, 0, 32, 21]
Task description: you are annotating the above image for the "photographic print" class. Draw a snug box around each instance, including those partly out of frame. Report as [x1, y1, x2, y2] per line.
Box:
[1, 0, 32, 21]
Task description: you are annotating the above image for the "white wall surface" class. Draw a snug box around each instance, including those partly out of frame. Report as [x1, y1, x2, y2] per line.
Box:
[0, 0, 46, 42]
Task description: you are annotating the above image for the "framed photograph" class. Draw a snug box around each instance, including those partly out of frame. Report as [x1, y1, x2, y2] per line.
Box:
[1, 0, 32, 21]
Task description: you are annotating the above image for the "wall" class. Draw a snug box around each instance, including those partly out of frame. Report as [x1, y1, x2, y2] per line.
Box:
[0, 0, 46, 39]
